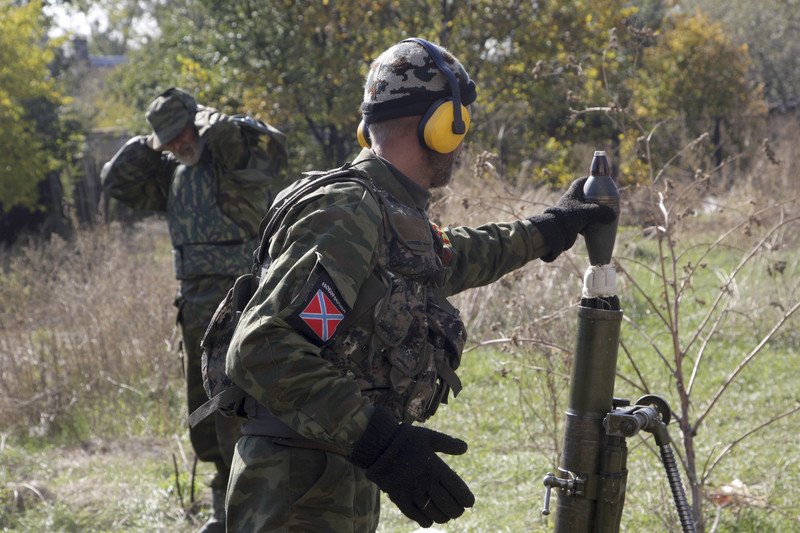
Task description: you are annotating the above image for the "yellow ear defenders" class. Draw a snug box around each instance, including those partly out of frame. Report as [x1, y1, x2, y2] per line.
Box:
[406, 37, 470, 153]
[357, 120, 371, 149]
[357, 38, 471, 153]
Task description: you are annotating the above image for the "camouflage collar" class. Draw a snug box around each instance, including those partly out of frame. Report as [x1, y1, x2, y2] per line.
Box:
[351, 148, 430, 210]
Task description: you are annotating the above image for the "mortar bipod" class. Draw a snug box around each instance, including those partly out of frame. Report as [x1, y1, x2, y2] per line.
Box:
[603, 394, 695, 533]
[541, 395, 696, 533]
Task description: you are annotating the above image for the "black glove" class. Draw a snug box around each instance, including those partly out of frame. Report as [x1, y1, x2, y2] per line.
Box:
[349, 406, 475, 528]
[528, 176, 617, 262]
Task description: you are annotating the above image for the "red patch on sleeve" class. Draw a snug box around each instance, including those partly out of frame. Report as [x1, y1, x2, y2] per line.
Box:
[287, 269, 350, 345]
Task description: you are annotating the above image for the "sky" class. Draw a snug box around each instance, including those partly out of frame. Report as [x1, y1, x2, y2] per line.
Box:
[43, 3, 107, 39]
[42, 2, 158, 46]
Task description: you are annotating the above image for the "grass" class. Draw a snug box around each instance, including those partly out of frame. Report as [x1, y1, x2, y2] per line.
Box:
[1, 151, 799, 532]
[0, 434, 217, 532]
[0, 218, 211, 532]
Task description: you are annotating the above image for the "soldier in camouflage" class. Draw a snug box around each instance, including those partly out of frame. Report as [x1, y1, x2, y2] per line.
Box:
[101, 87, 288, 533]
[224, 39, 616, 532]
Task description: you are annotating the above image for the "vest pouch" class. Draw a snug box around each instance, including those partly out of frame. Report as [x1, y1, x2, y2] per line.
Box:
[373, 271, 416, 348]
[201, 287, 234, 401]
[423, 340, 458, 420]
[389, 340, 440, 422]
[173, 241, 257, 280]
[423, 297, 467, 413]
[387, 343, 431, 393]
[377, 270, 435, 422]
[200, 273, 254, 415]
[426, 297, 466, 372]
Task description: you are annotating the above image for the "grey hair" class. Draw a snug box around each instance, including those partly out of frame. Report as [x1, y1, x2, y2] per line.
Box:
[367, 116, 419, 147]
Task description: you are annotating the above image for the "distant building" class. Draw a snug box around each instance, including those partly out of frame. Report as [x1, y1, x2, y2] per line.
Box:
[71, 37, 127, 69]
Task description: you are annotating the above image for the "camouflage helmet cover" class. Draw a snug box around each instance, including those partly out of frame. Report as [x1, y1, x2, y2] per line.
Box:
[360, 39, 477, 124]
[146, 87, 197, 149]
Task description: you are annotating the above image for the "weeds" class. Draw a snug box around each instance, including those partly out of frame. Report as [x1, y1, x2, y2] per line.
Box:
[0, 140, 799, 531]
[614, 147, 800, 531]
[0, 219, 181, 439]
[0, 218, 219, 531]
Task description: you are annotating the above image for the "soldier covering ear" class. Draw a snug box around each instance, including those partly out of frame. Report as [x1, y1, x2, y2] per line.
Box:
[101, 86, 288, 533]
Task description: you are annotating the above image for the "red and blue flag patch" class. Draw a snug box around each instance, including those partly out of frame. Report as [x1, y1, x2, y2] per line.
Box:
[287, 269, 350, 345]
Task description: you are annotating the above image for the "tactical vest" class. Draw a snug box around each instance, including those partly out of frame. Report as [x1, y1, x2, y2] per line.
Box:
[316, 170, 467, 423]
[168, 159, 257, 279]
[190, 166, 466, 433]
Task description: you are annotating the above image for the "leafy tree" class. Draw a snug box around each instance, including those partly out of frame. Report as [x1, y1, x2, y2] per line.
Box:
[635, 9, 764, 169]
[683, 0, 800, 111]
[0, 0, 65, 212]
[107, 1, 424, 175]
[451, 0, 640, 184]
[105, 0, 638, 182]
[98, 0, 765, 189]
[564, 6, 765, 187]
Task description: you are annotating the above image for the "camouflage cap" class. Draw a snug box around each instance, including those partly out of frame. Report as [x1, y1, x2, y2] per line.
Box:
[146, 87, 197, 149]
[360, 39, 477, 124]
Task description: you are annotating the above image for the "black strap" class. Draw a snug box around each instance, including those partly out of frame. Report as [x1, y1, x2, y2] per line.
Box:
[253, 165, 379, 269]
[188, 386, 248, 428]
[240, 397, 346, 455]
[334, 270, 385, 338]
[435, 356, 463, 397]
[231, 272, 255, 320]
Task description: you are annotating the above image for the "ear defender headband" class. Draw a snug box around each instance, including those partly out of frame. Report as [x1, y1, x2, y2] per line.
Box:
[358, 38, 471, 153]
[407, 38, 469, 153]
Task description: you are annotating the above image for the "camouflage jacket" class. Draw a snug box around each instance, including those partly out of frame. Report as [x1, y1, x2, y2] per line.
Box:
[101, 106, 288, 288]
[226, 148, 552, 454]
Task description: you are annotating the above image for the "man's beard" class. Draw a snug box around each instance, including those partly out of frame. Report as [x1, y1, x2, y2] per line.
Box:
[425, 148, 459, 189]
[174, 138, 206, 166]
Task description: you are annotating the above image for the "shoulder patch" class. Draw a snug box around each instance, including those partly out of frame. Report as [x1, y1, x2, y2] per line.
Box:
[287, 269, 351, 345]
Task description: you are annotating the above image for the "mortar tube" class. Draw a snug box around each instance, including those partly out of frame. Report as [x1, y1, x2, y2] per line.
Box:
[554, 305, 623, 533]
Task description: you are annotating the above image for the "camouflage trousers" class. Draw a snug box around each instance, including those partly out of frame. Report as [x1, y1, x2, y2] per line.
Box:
[180, 297, 243, 491]
[226, 435, 381, 532]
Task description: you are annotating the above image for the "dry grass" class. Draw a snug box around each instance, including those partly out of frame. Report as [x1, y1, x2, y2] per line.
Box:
[0, 135, 799, 531]
[0, 218, 182, 440]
